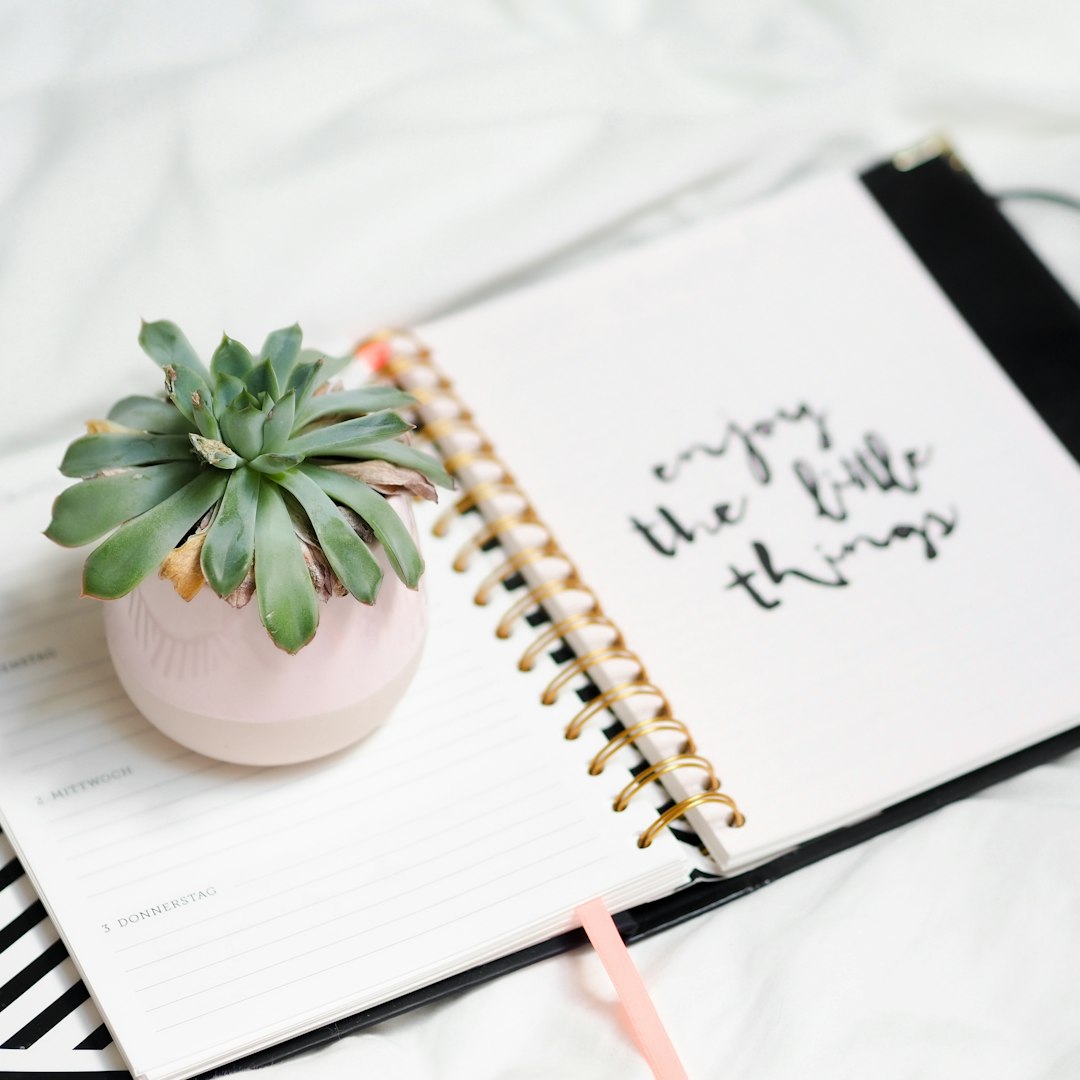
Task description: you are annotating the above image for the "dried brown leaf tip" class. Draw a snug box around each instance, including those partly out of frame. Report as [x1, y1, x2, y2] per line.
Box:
[291, 517, 344, 601]
[337, 505, 376, 546]
[326, 460, 437, 502]
[224, 568, 255, 609]
[159, 531, 207, 601]
[85, 419, 132, 435]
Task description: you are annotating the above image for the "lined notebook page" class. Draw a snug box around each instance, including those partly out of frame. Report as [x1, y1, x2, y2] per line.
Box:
[0, 444, 689, 1080]
[421, 171, 1080, 871]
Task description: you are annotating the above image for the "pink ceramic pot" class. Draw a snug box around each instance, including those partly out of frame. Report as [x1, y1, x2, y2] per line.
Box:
[103, 498, 427, 765]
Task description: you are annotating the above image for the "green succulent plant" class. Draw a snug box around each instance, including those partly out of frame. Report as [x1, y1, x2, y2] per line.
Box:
[46, 320, 452, 654]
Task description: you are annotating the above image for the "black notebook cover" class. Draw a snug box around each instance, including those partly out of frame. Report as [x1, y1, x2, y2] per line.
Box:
[3, 147, 1079, 1078]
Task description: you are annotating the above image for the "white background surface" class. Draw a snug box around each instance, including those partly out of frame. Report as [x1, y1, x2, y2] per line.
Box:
[3, 3, 1079, 1078]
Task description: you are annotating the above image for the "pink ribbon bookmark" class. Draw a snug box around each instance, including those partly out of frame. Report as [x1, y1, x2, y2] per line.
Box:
[576, 898, 689, 1080]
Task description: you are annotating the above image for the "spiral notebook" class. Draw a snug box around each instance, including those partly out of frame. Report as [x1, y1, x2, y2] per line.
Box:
[3, 145, 1080, 1080]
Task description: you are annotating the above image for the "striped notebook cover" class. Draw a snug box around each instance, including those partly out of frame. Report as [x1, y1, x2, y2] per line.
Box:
[1, 827, 125, 1077]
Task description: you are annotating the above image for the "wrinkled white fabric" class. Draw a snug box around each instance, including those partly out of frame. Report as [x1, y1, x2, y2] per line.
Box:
[3, 2, 1079, 1078]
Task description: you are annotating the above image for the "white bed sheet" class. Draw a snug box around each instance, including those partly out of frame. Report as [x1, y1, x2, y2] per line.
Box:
[2, 3, 1079, 1078]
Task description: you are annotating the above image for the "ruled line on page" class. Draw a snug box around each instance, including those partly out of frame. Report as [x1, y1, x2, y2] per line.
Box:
[133, 805, 579, 993]
[0, 587, 86, 632]
[62, 765, 275, 856]
[58, 669, 509, 829]
[0, 673, 122, 731]
[232, 768, 528, 889]
[82, 728, 530, 896]
[71, 713, 518, 874]
[148, 837, 597, 1015]
[153, 853, 601, 1033]
[0, 577, 71, 609]
[55, 681, 500, 839]
[122, 774, 557, 973]
[0, 602, 98, 644]
[0, 656, 104, 705]
[28, 722, 160, 772]
[77, 721, 527, 892]
[0, 688, 125, 742]
[6, 699, 134, 756]
[50, 756, 222, 826]
[2, 703, 143, 761]
[112, 770, 533, 956]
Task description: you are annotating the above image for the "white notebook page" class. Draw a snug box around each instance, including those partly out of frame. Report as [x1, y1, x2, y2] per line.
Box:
[0, 445, 689, 1080]
[421, 172, 1080, 870]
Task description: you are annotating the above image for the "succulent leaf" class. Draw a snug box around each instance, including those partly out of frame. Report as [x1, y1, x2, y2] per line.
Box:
[329, 438, 454, 490]
[289, 360, 328, 423]
[305, 464, 423, 587]
[218, 399, 267, 460]
[107, 395, 191, 434]
[82, 470, 228, 599]
[164, 363, 213, 424]
[139, 320, 212, 383]
[245, 358, 281, 401]
[45, 462, 201, 547]
[213, 373, 248, 412]
[287, 357, 322, 394]
[273, 470, 383, 603]
[254, 480, 319, 653]
[60, 433, 194, 477]
[210, 335, 254, 382]
[249, 452, 304, 474]
[294, 386, 415, 429]
[260, 390, 296, 453]
[201, 466, 260, 597]
[286, 412, 412, 458]
[191, 390, 220, 439]
[259, 324, 302, 388]
[299, 347, 352, 385]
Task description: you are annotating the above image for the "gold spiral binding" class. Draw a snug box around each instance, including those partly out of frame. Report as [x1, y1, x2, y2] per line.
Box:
[495, 577, 598, 640]
[541, 644, 641, 706]
[453, 509, 543, 573]
[408, 384, 472, 410]
[518, 611, 619, 671]
[419, 415, 477, 443]
[589, 717, 696, 776]
[390, 363, 447, 387]
[477, 541, 563, 608]
[564, 681, 671, 740]
[373, 330, 431, 372]
[433, 482, 520, 538]
[638, 791, 746, 848]
[376, 331, 745, 840]
[442, 446, 505, 476]
[612, 754, 719, 813]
